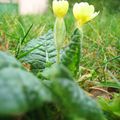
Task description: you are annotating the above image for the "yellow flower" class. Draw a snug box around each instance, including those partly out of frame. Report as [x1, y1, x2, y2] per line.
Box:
[73, 2, 99, 27]
[53, 0, 69, 18]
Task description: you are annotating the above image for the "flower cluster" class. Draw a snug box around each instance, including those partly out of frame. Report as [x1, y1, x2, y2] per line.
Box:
[52, 0, 99, 27]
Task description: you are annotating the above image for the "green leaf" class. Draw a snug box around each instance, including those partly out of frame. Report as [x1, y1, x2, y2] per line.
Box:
[46, 64, 105, 120]
[0, 51, 22, 69]
[0, 68, 52, 116]
[61, 28, 82, 77]
[42, 64, 74, 81]
[20, 30, 56, 73]
[50, 79, 105, 120]
[0, 52, 52, 116]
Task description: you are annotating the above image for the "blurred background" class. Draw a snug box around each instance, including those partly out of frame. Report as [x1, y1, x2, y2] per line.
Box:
[0, 0, 120, 14]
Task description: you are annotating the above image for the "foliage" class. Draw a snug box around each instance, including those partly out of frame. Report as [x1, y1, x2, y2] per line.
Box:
[19, 30, 56, 73]
[0, 51, 52, 116]
[19, 28, 82, 78]
[0, 2, 120, 120]
[0, 29, 106, 120]
[47, 65, 105, 120]
[61, 28, 82, 77]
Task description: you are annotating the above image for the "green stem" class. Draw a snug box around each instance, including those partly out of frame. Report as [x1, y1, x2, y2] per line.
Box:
[78, 27, 83, 77]
[79, 28, 83, 59]
[54, 17, 66, 64]
[57, 49, 60, 64]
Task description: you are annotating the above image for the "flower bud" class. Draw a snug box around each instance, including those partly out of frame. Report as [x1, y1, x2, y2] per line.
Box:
[53, 0, 69, 18]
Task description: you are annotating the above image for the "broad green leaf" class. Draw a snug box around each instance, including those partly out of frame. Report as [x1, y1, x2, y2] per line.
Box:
[61, 28, 82, 77]
[45, 64, 105, 120]
[0, 52, 52, 116]
[50, 79, 105, 120]
[20, 30, 56, 73]
[0, 67, 52, 116]
[0, 51, 22, 69]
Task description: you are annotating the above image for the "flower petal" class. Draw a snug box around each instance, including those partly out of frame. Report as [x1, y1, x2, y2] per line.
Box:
[91, 11, 99, 20]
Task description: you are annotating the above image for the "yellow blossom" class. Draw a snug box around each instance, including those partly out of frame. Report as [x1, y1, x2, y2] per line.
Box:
[73, 2, 99, 27]
[53, 0, 69, 18]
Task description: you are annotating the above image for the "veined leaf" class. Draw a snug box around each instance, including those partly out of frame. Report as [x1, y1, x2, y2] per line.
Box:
[61, 28, 82, 77]
[20, 30, 56, 73]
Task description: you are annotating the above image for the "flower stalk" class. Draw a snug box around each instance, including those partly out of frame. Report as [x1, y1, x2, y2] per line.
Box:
[54, 17, 66, 63]
[52, 0, 69, 63]
[72, 2, 99, 75]
[73, 2, 99, 58]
